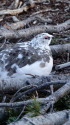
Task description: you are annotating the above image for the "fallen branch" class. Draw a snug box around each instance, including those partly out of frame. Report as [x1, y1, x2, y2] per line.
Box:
[55, 62, 70, 70]
[7, 16, 52, 30]
[14, 0, 20, 8]
[33, 0, 70, 3]
[47, 81, 70, 103]
[0, 7, 27, 16]
[30, 8, 56, 16]
[41, 80, 70, 113]
[0, 80, 70, 124]
[0, 19, 70, 39]
[51, 43, 70, 56]
[10, 80, 66, 102]
[0, 80, 70, 107]
[0, 98, 52, 108]
[0, 74, 69, 93]
[0, 1, 35, 15]
[8, 110, 70, 125]
[63, 110, 70, 125]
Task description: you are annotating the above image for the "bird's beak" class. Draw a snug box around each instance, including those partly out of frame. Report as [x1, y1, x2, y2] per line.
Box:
[51, 35, 54, 38]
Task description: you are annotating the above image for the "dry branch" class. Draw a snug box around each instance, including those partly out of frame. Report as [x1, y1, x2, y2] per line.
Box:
[14, 0, 20, 8]
[33, 0, 70, 3]
[0, 2, 35, 15]
[0, 80, 70, 125]
[0, 74, 69, 93]
[8, 110, 70, 125]
[10, 80, 66, 102]
[0, 80, 70, 107]
[0, 19, 70, 39]
[0, 8, 26, 15]
[41, 80, 70, 113]
[30, 8, 53, 16]
[0, 80, 70, 124]
[7, 16, 52, 30]
[55, 62, 70, 70]
[51, 43, 70, 56]
[0, 98, 52, 108]
[47, 81, 70, 103]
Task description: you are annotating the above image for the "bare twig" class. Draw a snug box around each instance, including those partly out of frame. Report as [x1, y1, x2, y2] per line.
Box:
[15, 106, 25, 122]
[10, 85, 36, 102]
[30, 8, 53, 16]
[67, 52, 69, 62]
[2, 96, 6, 103]
[0, 39, 7, 50]
[50, 84, 54, 112]
[10, 80, 66, 102]
[14, 0, 20, 8]
[0, 98, 53, 108]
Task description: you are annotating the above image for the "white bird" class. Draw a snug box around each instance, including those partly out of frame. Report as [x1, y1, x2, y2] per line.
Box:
[0, 33, 53, 79]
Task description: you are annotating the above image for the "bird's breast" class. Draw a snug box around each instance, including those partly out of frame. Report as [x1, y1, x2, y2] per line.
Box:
[12, 56, 53, 77]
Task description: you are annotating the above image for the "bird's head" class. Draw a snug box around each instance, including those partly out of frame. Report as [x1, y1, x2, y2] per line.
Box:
[30, 33, 53, 49]
[36, 33, 53, 45]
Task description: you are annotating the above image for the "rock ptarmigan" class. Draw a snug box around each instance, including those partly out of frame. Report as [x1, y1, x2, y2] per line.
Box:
[0, 33, 53, 79]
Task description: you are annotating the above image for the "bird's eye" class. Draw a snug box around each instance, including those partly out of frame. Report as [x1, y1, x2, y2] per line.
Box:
[44, 36, 50, 40]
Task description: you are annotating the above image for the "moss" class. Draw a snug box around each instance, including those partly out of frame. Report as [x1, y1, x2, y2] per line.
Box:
[7, 116, 16, 124]
[25, 98, 41, 117]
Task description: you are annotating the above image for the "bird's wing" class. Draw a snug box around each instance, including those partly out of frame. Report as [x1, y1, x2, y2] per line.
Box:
[0, 43, 51, 76]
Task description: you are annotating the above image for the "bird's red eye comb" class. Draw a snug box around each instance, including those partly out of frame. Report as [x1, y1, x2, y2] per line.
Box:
[44, 36, 49, 39]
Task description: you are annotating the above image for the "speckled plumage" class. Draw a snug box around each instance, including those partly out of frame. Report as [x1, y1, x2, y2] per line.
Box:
[0, 33, 53, 79]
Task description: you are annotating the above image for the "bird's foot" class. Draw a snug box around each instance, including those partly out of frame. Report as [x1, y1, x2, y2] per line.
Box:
[25, 73, 38, 78]
[41, 76, 51, 83]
